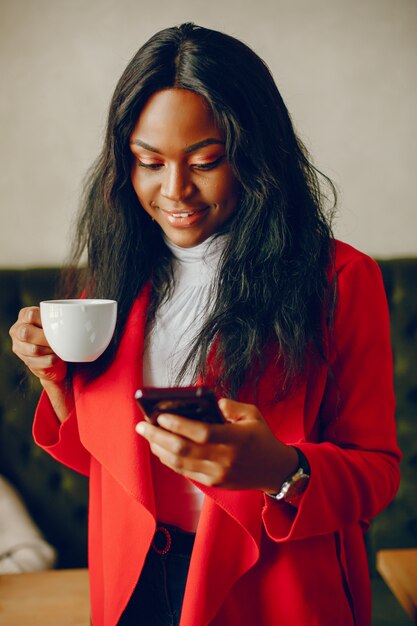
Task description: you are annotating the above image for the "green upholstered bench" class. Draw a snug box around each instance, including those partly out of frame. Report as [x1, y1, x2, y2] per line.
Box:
[367, 259, 417, 625]
[0, 269, 88, 569]
[0, 261, 416, 623]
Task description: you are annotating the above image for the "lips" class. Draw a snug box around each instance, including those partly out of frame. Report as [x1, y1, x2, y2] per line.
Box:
[159, 205, 210, 228]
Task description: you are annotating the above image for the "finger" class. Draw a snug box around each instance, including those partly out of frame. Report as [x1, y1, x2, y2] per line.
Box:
[136, 419, 229, 465]
[182, 470, 221, 487]
[12, 349, 62, 375]
[23, 353, 64, 372]
[156, 414, 211, 443]
[148, 442, 222, 485]
[156, 413, 231, 445]
[15, 322, 50, 348]
[18, 306, 41, 326]
[137, 420, 195, 456]
[12, 338, 55, 359]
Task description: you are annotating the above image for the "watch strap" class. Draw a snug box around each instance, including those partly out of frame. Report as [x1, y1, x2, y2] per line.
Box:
[292, 446, 310, 475]
[264, 446, 310, 505]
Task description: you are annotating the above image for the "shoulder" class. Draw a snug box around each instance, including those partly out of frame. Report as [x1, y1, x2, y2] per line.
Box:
[328, 240, 389, 328]
[329, 239, 382, 285]
[331, 239, 377, 273]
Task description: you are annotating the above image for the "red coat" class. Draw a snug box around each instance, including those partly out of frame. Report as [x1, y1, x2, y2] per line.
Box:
[33, 240, 401, 626]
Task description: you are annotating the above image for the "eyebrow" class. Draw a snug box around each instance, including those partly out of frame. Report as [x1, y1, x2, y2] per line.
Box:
[129, 138, 225, 154]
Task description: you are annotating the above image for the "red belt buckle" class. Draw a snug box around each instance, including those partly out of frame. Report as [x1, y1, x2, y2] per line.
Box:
[152, 526, 172, 555]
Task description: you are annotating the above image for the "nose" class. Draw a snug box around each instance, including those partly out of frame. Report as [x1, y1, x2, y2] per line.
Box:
[160, 164, 195, 202]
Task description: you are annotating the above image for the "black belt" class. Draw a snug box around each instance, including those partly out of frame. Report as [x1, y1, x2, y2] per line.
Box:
[152, 523, 195, 556]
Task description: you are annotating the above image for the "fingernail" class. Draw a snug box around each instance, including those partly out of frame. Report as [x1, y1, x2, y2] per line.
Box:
[157, 415, 172, 428]
[27, 310, 33, 322]
[136, 422, 146, 435]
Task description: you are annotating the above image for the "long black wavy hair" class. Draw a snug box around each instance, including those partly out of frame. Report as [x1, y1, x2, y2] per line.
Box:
[63, 22, 336, 397]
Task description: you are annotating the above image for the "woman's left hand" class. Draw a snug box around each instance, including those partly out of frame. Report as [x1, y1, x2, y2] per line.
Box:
[135, 398, 299, 492]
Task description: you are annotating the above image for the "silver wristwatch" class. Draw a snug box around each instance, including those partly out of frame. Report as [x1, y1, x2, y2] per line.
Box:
[265, 448, 310, 506]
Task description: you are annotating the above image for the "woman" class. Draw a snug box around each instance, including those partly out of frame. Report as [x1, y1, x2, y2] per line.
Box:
[9, 23, 400, 626]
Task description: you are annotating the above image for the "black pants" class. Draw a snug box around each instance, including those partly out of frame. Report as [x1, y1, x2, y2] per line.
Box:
[118, 525, 194, 626]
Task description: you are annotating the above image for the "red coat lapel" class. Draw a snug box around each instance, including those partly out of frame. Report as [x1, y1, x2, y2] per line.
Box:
[74, 284, 156, 517]
[71, 287, 316, 626]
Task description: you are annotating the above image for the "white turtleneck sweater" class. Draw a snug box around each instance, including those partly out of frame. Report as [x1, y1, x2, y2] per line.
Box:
[142, 233, 227, 532]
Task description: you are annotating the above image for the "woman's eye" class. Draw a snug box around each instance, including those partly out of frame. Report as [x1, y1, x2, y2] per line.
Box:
[137, 161, 163, 170]
[136, 155, 226, 171]
[192, 156, 225, 171]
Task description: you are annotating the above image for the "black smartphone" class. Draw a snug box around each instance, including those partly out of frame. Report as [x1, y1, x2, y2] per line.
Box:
[134, 386, 225, 426]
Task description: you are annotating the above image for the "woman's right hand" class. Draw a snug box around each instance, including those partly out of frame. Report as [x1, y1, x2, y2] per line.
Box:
[9, 306, 68, 387]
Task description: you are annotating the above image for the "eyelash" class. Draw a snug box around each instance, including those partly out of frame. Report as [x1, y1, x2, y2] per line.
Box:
[137, 156, 225, 171]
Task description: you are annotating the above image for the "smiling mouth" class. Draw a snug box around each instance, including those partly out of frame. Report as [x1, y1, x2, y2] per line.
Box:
[162, 206, 208, 218]
[169, 211, 198, 218]
[156, 205, 211, 228]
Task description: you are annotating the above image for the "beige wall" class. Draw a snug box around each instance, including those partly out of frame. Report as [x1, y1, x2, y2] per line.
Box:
[1, 0, 416, 266]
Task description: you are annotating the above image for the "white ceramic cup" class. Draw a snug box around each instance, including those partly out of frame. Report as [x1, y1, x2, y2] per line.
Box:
[40, 299, 117, 362]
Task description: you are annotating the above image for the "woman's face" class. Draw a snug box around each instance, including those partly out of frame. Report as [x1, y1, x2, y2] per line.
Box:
[129, 88, 239, 248]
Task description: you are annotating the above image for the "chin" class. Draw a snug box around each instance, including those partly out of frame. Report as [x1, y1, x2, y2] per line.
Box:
[165, 229, 213, 248]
